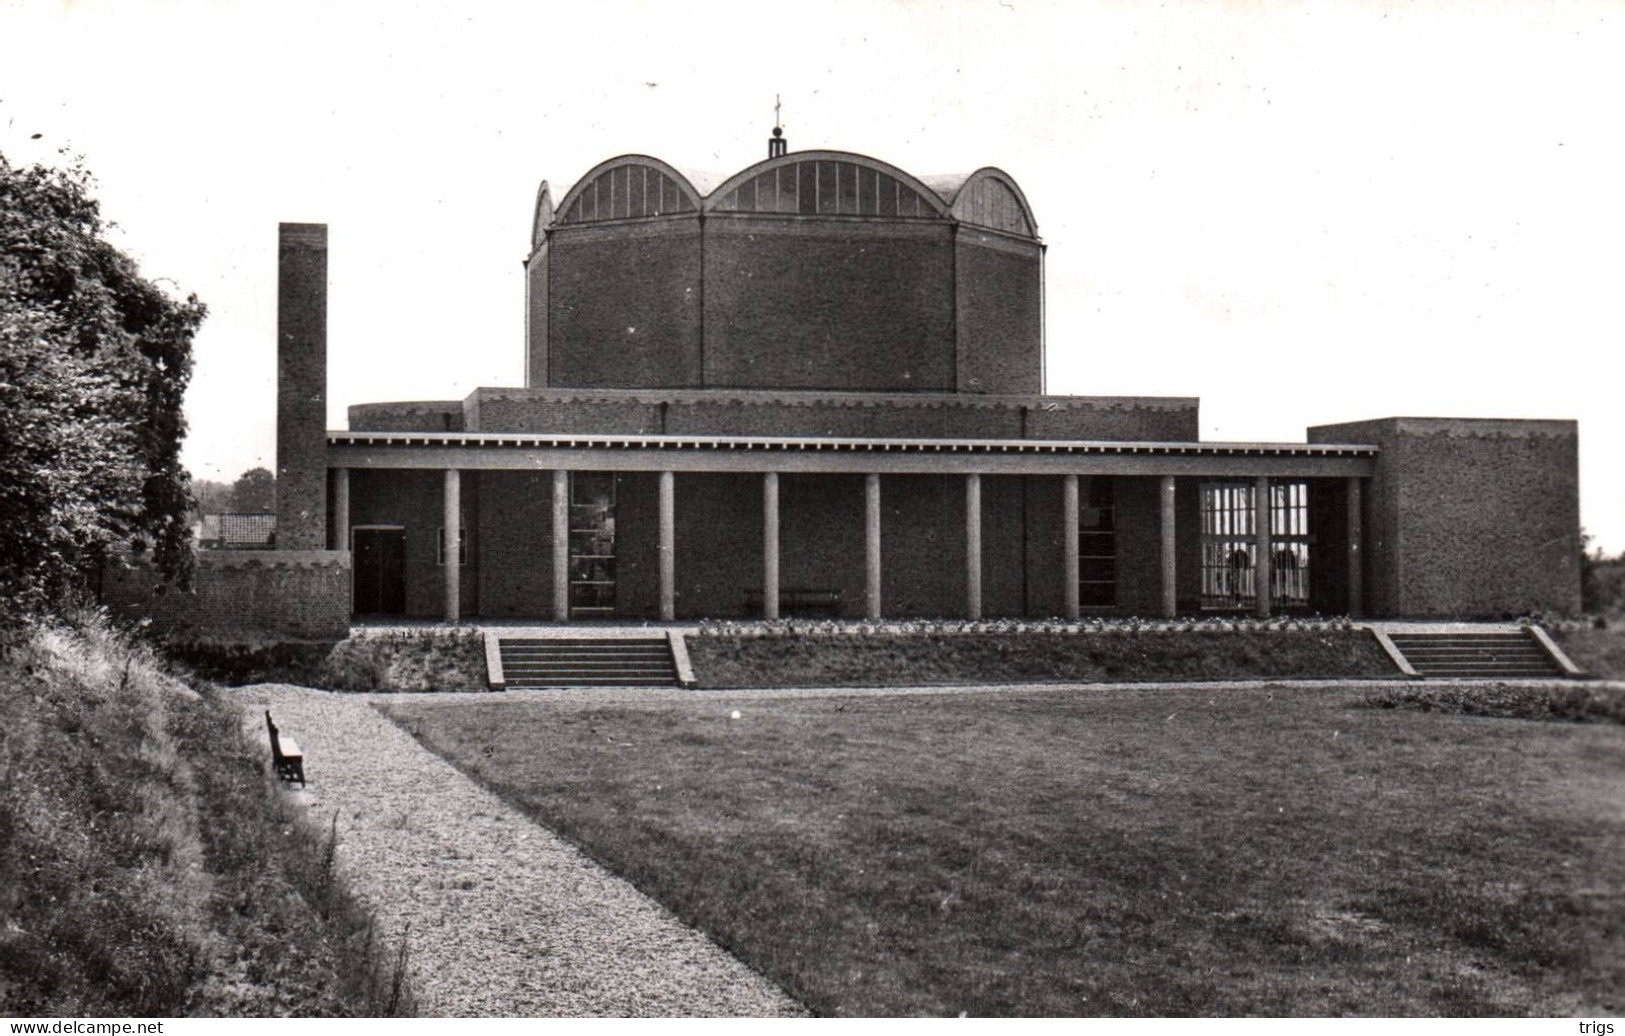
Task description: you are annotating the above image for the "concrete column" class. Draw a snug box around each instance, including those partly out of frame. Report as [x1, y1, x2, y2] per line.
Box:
[763, 472, 780, 620]
[552, 470, 569, 622]
[865, 473, 882, 621]
[1062, 475, 1080, 620]
[965, 473, 983, 620]
[1347, 476, 1364, 618]
[443, 468, 461, 624]
[332, 467, 350, 551]
[1254, 475, 1272, 618]
[659, 470, 675, 622]
[1160, 475, 1177, 619]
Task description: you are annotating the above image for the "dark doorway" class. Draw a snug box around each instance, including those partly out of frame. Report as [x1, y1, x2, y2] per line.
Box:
[353, 527, 406, 616]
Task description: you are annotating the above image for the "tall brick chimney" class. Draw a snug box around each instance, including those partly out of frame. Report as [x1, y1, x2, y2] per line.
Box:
[276, 223, 328, 550]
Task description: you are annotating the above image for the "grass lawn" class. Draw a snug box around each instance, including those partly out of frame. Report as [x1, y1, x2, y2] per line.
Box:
[379, 686, 1625, 1017]
[1554, 625, 1625, 681]
[688, 630, 1397, 688]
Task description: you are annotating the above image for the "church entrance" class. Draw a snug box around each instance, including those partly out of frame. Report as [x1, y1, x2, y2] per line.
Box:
[352, 526, 405, 615]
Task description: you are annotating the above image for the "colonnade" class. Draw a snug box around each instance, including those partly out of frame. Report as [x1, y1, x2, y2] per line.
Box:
[328, 468, 1364, 624]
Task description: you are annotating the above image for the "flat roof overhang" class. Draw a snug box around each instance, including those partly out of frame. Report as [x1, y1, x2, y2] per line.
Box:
[326, 431, 1378, 478]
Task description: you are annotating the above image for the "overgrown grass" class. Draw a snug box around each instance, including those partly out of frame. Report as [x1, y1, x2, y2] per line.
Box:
[687, 630, 1397, 688]
[317, 629, 487, 693]
[163, 626, 336, 686]
[159, 627, 488, 693]
[382, 686, 1625, 1017]
[0, 614, 416, 1016]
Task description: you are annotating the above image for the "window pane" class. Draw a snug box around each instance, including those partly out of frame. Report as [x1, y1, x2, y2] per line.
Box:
[878, 172, 898, 216]
[754, 171, 777, 212]
[798, 162, 817, 214]
[778, 165, 797, 213]
[817, 161, 838, 215]
[838, 162, 859, 214]
[857, 165, 876, 215]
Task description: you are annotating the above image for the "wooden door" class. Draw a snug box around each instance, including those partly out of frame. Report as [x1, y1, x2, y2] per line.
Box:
[353, 528, 406, 615]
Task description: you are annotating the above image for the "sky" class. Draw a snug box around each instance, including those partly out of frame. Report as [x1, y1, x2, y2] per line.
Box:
[2, 0, 1620, 552]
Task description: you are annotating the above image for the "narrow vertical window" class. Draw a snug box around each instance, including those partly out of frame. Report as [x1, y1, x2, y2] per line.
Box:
[1078, 478, 1116, 607]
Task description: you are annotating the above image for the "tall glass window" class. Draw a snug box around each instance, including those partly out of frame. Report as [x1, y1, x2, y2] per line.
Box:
[1199, 482, 1311, 609]
[569, 473, 617, 617]
[1078, 478, 1116, 607]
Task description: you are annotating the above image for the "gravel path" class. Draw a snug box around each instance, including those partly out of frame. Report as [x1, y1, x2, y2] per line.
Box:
[233, 684, 803, 1018]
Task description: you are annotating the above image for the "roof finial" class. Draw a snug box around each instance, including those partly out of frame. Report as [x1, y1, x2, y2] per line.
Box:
[769, 95, 787, 158]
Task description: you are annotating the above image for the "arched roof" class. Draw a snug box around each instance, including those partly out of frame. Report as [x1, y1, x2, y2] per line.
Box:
[530, 181, 554, 251]
[550, 155, 705, 228]
[926, 167, 1037, 237]
[704, 150, 952, 219]
[541, 151, 1037, 238]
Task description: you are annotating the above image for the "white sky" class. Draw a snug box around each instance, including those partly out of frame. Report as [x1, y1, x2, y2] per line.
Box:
[3, 0, 1620, 552]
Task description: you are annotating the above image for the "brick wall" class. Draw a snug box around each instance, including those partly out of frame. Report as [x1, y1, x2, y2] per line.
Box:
[525, 237, 549, 388]
[346, 401, 466, 432]
[100, 551, 350, 640]
[955, 233, 1043, 394]
[470, 393, 663, 435]
[546, 220, 703, 388]
[276, 224, 329, 550]
[457, 387, 1200, 443]
[979, 476, 1029, 617]
[1309, 417, 1581, 617]
[347, 468, 478, 619]
[475, 471, 556, 617]
[1113, 477, 1164, 616]
[702, 219, 957, 391]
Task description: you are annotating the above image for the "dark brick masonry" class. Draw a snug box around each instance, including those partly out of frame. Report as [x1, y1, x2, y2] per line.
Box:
[276, 224, 329, 550]
[100, 552, 351, 640]
[1310, 417, 1581, 617]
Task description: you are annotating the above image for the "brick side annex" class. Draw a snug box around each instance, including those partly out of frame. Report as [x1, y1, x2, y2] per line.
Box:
[262, 133, 1581, 629]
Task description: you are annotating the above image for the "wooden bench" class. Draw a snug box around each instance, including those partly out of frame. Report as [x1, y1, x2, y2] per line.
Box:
[266, 710, 305, 787]
[743, 588, 844, 618]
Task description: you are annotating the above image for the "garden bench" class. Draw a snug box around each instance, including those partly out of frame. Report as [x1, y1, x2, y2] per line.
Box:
[265, 710, 305, 787]
[744, 587, 844, 618]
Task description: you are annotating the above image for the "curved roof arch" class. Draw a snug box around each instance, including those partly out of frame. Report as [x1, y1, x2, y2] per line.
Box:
[530, 180, 554, 250]
[552, 155, 705, 227]
[935, 167, 1038, 237]
[703, 150, 952, 218]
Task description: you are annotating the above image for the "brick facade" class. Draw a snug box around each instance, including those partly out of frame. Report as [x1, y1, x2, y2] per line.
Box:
[276, 224, 329, 550]
[701, 219, 958, 391]
[100, 552, 351, 640]
[521, 151, 1046, 395]
[1309, 418, 1581, 617]
[544, 219, 704, 388]
[955, 233, 1043, 394]
[346, 401, 465, 432]
[439, 388, 1201, 442]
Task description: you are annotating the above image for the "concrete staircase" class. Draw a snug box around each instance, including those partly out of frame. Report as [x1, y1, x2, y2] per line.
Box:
[494, 636, 682, 688]
[1384, 630, 1569, 679]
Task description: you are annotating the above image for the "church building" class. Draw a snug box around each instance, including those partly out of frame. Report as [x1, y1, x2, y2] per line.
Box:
[272, 127, 1581, 627]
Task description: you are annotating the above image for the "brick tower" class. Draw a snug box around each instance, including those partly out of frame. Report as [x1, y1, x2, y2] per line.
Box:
[275, 223, 328, 550]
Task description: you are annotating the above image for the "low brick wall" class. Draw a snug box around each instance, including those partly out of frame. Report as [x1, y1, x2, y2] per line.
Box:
[100, 550, 351, 640]
[452, 388, 1201, 442]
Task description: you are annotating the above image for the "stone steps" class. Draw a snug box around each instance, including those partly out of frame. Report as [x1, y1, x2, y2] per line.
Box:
[496, 637, 680, 688]
[1386, 631, 1568, 679]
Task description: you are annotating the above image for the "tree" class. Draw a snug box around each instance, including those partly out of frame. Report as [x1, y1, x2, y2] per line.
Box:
[190, 478, 233, 515]
[0, 152, 206, 619]
[228, 467, 276, 513]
